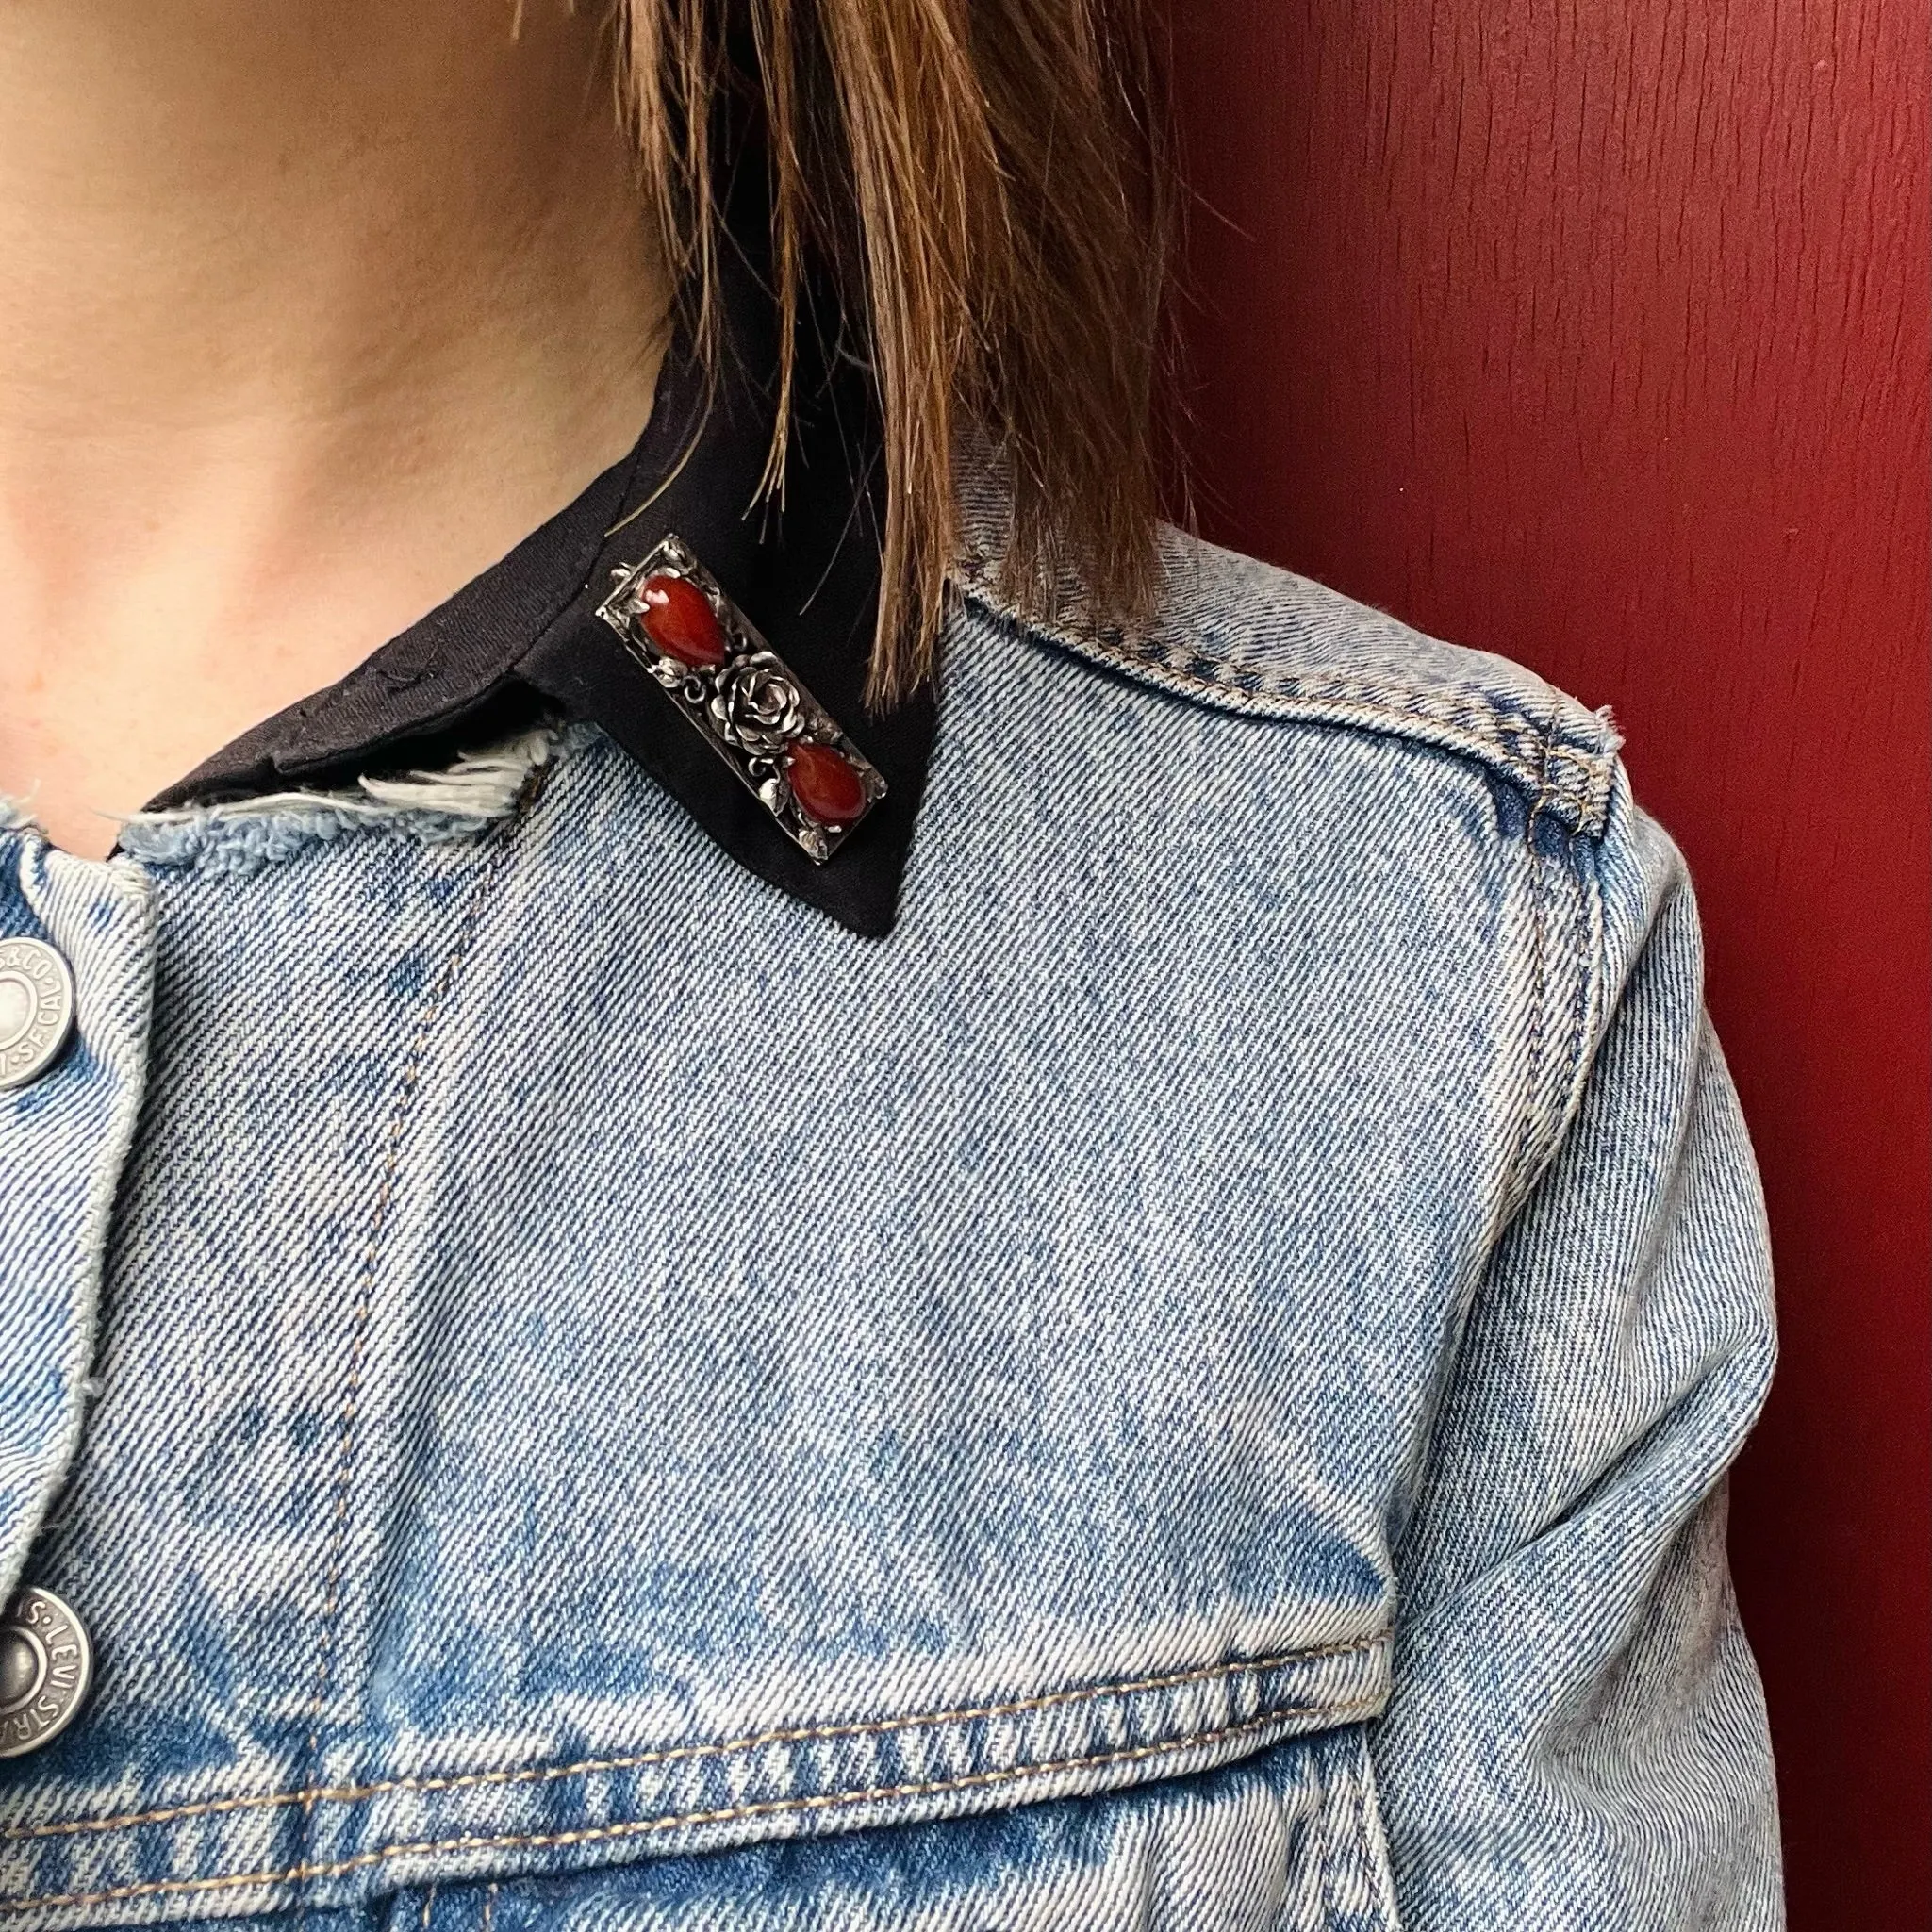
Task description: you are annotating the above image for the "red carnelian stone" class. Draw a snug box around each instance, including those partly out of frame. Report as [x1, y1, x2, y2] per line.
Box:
[786, 741, 868, 825]
[638, 574, 727, 668]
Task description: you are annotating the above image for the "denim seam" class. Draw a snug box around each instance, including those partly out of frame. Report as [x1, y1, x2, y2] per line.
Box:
[0, 1635, 1387, 1842]
[0, 1693, 1390, 1914]
[1562, 821, 1610, 1145]
[952, 579, 1616, 835]
[1313, 1729, 1339, 1925]
[1540, 829, 1597, 1195]
[294, 807, 539, 1905]
[1352, 1753, 1403, 1931]
[1513, 765, 1553, 1212]
[1501, 724, 1594, 1213]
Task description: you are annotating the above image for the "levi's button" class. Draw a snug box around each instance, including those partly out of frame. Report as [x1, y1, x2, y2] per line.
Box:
[0, 1587, 93, 1757]
[0, 938, 76, 1091]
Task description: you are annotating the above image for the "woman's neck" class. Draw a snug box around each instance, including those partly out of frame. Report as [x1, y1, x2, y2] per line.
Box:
[0, 0, 669, 856]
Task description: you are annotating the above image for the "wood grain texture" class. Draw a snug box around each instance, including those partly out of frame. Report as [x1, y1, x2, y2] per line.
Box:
[1163, 2, 1929, 1923]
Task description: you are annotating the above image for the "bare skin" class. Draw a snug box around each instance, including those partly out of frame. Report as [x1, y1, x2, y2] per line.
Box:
[0, 1, 670, 857]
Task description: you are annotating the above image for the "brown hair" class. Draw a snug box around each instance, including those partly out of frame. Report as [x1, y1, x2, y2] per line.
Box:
[616, 0, 1172, 706]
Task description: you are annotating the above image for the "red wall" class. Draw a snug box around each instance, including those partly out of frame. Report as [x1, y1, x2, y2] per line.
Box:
[1164, 4, 1930, 1924]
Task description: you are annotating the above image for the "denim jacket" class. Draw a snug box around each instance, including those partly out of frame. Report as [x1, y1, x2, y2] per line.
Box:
[0, 505, 1781, 1928]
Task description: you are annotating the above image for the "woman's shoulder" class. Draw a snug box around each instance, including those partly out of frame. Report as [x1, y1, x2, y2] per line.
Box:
[939, 516, 1697, 1103]
[950, 519, 1624, 849]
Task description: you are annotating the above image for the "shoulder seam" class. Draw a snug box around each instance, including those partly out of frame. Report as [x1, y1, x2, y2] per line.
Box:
[951, 562, 1619, 839]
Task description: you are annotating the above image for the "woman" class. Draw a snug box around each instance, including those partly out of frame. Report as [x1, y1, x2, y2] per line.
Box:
[0, 2, 1780, 1927]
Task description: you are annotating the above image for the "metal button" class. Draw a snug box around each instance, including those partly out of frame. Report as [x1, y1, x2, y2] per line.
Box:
[0, 938, 75, 1091]
[0, 1587, 92, 1758]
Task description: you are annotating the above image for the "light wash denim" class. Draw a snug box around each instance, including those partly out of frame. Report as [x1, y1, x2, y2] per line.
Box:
[0, 520, 1780, 1929]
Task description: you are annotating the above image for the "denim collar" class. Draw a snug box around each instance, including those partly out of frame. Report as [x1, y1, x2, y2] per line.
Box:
[150, 256, 934, 939]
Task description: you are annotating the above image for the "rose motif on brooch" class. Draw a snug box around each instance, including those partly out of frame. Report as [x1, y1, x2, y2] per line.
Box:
[707, 651, 808, 757]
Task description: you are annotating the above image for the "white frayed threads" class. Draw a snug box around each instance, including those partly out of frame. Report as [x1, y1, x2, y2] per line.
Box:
[114, 728, 570, 873]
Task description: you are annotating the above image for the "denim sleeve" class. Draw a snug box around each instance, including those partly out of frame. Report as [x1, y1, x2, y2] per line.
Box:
[1369, 798, 1783, 1928]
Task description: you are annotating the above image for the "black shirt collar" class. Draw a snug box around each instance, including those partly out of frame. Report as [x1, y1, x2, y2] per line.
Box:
[149, 255, 933, 939]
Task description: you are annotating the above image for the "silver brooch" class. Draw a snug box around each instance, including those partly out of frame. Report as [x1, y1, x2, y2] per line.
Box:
[596, 535, 887, 863]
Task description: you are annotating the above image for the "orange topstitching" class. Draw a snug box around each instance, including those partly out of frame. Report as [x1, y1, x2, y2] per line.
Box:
[0, 1633, 1387, 1844]
[0, 1691, 1389, 1915]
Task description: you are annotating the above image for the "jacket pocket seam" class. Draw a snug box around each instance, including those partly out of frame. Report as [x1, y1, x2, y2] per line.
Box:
[0, 1689, 1390, 1913]
[1, 1634, 1389, 1844]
